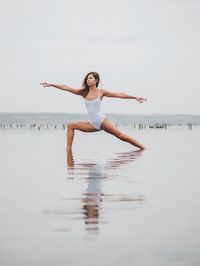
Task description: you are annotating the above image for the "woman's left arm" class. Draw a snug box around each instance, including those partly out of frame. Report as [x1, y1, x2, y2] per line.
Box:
[102, 89, 147, 103]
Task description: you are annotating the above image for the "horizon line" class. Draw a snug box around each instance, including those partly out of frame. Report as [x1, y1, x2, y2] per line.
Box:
[0, 112, 199, 116]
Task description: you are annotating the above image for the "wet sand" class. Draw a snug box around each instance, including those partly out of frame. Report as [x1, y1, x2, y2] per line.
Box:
[0, 127, 200, 266]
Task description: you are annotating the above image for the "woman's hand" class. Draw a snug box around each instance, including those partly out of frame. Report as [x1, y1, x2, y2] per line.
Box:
[136, 97, 147, 103]
[40, 82, 52, 87]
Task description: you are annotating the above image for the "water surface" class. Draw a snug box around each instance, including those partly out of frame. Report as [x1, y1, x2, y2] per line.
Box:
[0, 128, 200, 266]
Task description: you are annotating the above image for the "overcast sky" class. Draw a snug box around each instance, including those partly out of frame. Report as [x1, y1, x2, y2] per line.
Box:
[0, 0, 199, 114]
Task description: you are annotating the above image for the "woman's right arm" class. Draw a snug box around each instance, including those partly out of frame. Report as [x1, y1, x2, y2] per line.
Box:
[40, 82, 83, 96]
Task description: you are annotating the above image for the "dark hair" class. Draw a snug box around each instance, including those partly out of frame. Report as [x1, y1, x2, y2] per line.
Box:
[81, 71, 101, 98]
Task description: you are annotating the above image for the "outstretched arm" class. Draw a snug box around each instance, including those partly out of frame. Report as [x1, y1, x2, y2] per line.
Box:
[40, 82, 83, 96]
[102, 89, 147, 103]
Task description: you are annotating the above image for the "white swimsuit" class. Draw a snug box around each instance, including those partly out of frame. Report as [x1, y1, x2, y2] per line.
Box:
[84, 89, 106, 130]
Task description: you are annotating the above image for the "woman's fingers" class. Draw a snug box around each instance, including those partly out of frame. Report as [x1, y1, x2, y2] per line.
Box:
[141, 98, 147, 102]
[40, 82, 48, 87]
[138, 97, 147, 103]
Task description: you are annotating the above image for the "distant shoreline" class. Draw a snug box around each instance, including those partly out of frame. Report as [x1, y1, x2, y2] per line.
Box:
[0, 112, 199, 116]
[0, 113, 200, 130]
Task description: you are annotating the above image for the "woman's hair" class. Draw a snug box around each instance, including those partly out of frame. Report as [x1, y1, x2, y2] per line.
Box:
[81, 71, 101, 98]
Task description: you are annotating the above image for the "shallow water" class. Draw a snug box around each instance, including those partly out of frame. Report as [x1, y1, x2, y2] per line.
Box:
[0, 128, 200, 266]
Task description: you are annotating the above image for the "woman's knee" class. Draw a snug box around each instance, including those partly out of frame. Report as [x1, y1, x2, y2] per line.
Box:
[67, 122, 76, 130]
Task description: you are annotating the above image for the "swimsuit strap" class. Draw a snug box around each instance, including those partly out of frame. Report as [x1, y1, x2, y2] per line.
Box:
[98, 89, 101, 99]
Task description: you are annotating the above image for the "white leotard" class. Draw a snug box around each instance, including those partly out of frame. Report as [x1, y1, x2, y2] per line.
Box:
[84, 89, 106, 130]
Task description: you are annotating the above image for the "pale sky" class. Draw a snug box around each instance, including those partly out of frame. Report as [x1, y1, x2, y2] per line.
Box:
[0, 0, 199, 114]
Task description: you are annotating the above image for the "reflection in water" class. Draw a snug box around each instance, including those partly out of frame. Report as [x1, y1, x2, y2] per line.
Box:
[65, 161, 106, 233]
[82, 164, 104, 232]
[43, 150, 146, 235]
[67, 150, 145, 233]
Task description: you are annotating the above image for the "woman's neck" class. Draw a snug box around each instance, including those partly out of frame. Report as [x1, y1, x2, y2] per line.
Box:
[89, 85, 97, 91]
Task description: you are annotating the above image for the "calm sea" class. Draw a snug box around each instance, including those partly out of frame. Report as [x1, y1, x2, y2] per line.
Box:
[0, 124, 200, 265]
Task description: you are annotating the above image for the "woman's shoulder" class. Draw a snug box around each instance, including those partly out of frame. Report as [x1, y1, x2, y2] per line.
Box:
[99, 88, 107, 94]
[79, 87, 88, 98]
[99, 88, 110, 95]
[99, 88, 105, 98]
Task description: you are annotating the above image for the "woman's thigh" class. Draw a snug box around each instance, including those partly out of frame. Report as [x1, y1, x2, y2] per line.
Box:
[100, 118, 125, 137]
[68, 121, 98, 132]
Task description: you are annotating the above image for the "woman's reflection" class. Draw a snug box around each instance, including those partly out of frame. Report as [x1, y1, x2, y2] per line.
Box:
[82, 164, 104, 232]
[67, 150, 144, 232]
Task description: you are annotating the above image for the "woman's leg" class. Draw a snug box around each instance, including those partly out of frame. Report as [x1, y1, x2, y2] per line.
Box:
[101, 118, 146, 149]
[67, 121, 97, 151]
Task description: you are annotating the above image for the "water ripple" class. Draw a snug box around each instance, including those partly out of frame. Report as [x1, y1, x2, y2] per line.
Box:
[43, 150, 146, 234]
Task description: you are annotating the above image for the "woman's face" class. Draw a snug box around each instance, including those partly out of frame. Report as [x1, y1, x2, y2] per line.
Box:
[86, 74, 97, 87]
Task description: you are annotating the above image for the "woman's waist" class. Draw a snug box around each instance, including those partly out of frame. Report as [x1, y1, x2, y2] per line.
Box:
[87, 112, 105, 120]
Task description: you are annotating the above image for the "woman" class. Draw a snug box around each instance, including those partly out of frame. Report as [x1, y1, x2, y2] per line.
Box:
[40, 71, 147, 153]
